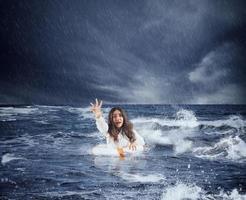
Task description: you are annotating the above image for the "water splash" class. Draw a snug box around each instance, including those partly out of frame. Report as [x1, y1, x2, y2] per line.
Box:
[193, 136, 246, 161]
[162, 182, 246, 200]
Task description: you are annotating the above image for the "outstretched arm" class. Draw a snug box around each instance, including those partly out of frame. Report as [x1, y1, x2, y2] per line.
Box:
[90, 99, 108, 135]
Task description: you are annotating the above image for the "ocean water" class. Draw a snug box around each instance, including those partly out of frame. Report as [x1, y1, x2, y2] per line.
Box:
[0, 104, 246, 200]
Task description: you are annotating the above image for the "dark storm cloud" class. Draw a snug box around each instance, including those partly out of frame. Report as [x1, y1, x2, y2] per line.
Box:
[0, 0, 245, 105]
[188, 42, 246, 103]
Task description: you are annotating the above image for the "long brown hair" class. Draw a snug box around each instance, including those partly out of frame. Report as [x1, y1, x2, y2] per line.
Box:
[108, 107, 136, 143]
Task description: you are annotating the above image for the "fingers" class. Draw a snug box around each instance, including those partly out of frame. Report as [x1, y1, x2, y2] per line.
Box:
[96, 99, 102, 108]
[95, 98, 98, 107]
[91, 99, 102, 107]
[90, 99, 102, 113]
[99, 100, 103, 108]
[128, 144, 137, 151]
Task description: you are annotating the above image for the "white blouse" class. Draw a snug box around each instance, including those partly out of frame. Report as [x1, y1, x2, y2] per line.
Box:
[96, 116, 145, 150]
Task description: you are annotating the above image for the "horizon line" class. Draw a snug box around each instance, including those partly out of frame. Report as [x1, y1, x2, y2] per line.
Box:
[0, 103, 246, 107]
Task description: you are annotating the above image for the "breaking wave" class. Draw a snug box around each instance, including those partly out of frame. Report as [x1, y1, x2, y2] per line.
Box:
[193, 136, 246, 162]
[162, 182, 246, 200]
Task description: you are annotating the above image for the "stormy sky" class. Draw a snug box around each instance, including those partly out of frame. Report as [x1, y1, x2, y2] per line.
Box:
[1, 0, 246, 105]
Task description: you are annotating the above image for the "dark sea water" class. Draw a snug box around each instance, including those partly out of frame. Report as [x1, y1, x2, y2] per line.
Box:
[0, 105, 246, 200]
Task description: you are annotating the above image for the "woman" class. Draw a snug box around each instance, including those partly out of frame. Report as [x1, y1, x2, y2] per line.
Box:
[90, 99, 145, 158]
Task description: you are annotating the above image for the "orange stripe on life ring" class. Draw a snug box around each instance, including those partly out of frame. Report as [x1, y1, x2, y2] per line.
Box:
[117, 147, 125, 159]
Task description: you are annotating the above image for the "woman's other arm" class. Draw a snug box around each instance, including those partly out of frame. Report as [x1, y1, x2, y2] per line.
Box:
[127, 129, 145, 151]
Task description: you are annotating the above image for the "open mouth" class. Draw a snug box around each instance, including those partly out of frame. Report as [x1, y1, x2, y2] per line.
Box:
[115, 122, 122, 126]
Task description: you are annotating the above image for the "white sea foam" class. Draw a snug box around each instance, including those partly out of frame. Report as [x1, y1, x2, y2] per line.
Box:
[43, 190, 98, 198]
[91, 144, 118, 156]
[174, 139, 193, 154]
[139, 129, 172, 145]
[71, 106, 93, 119]
[0, 107, 17, 121]
[0, 134, 38, 147]
[7, 107, 39, 114]
[139, 128, 193, 154]
[1, 153, 25, 165]
[162, 183, 203, 200]
[0, 107, 14, 110]
[35, 105, 61, 113]
[0, 107, 41, 121]
[16, 168, 25, 172]
[132, 109, 199, 129]
[0, 118, 16, 121]
[91, 143, 144, 157]
[35, 120, 49, 124]
[132, 109, 245, 156]
[130, 109, 198, 154]
[36, 105, 63, 109]
[76, 106, 111, 120]
[84, 131, 103, 139]
[193, 136, 246, 161]
[200, 115, 246, 131]
[134, 122, 193, 154]
[119, 172, 165, 183]
[162, 182, 246, 200]
[133, 112, 245, 135]
[219, 189, 246, 200]
[0, 112, 14, 117]
[176, 109, 199, 127]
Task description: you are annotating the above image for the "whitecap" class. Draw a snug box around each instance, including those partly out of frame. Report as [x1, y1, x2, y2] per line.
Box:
[131, 110, 197, 154]
[0, 106, 41, 121]
[66, 106, 93, 119]
[119, 172, 165, 183]
[43, 190, 98, 198]
[137, 128, 193, 154]
[35, 120, 49, 124]
[175, 109, 199, 127]
[219, 189, 246, 200]
[193, 136, 246, 161]
[200, 115, 246, 131]
[161, 182, 246, 200]
[162, 182, 204, 200]
[1, 118, 16, 121]
[9, 107, 39, 114]
[66, 107, 89, 115]
[0, 134, 38, 148]
[132, 109, 199, 129]
[1, 153, 25, 165]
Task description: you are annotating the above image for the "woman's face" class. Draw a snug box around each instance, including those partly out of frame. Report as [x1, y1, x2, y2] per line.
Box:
[112, 110, 124, 128]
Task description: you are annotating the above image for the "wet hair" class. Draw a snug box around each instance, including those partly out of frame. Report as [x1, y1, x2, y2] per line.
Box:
[108, 107, 136, 143]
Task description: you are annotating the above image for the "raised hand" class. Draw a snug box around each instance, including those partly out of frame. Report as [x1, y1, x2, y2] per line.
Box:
[90, 98, 103, 119]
